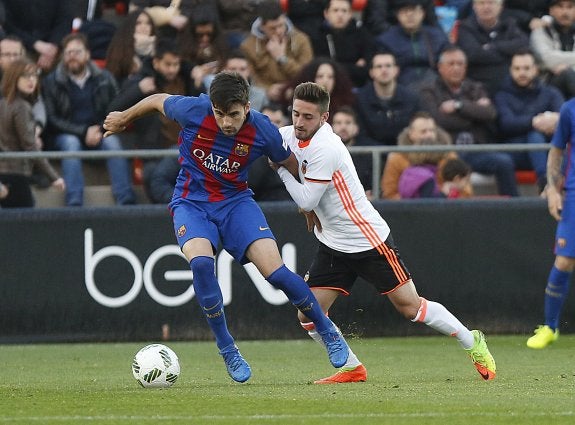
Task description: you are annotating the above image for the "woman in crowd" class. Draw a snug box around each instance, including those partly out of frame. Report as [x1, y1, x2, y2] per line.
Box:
[0, 59, 65, 208]
[106, 10, 157, 87]
[283, 57, 355, 123]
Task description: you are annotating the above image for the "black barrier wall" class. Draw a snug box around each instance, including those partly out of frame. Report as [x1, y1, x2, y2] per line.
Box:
[0, 199, 569, 343]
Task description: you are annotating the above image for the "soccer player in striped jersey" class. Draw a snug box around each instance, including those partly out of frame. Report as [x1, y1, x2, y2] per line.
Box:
[103, 72, 350, 383]
[272, 82, 496, 383]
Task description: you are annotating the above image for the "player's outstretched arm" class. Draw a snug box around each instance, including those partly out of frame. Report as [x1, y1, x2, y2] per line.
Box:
[103, 93, 170, 137]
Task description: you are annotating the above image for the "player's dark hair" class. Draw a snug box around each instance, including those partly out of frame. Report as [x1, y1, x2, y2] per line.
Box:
[209, 71, 250, 111]
[293, 82, 330, 114]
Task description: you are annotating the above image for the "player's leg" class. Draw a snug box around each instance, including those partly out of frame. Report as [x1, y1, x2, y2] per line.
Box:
[298, 288, 367, 384]
[528, 192, 575, 349]
[172, 199, 250, 383]
[246, 238, 349, 368]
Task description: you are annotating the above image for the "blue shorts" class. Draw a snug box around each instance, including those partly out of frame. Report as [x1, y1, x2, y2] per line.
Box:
[555, 190, 575, 258]
[169, 194, 275, 264]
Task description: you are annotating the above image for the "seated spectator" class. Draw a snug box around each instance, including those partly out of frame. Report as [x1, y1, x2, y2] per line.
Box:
[248, 103, 292, 202]
[217, 0, 260, 49]
[108, 37, 203, 203]
[204, 50, 269, 111]
[376, 0, 449, 88]
[503, 0, 550, 33]
[494, 49, 564, 193]
[43, 33, 136, 206]
[178, 9, 228, 90]
[439, 157, 472, 198]
[285, 0, 389, 40]
[332, 106, 374, 198]
[419, 46, 518, 196]
[309, 0, 375, 87]
[388, 0, 438, 26]
[240, 0, 313, 102]
[283, 57, 355, 123]
[530, 0, 575, 100]
[106, 10, 157, 87]
[381, 111, 471, 199]
[2, 0, 72, 71]
[456, 0, 529, 95]
[0, 59, 65, 208]
[129, 0, 219, 38]
[355, 51, 421, 146]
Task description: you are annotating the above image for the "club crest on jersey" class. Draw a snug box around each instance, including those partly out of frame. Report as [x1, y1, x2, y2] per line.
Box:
[177, 225, 186, 238]
[234, 143, 250, 156]
[301, 160, 308, 175]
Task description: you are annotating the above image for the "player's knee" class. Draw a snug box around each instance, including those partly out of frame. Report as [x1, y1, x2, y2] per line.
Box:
[190, 256, 215, 279]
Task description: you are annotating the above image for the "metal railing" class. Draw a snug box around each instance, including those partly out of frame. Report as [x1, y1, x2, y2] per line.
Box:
[0, 143, 552, 199]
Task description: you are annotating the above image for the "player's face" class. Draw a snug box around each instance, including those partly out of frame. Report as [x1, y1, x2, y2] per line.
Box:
[292, 99, 329, 141]
[510, 54, 538, 88]
[212, 102, 250, 136]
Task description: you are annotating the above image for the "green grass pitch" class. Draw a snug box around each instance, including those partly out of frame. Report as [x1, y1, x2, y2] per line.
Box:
[0, 335, 574, 424]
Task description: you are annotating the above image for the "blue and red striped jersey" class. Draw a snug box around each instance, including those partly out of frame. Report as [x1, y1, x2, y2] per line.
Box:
[552, 98, 575, 191]
[164, 94, 291, 202]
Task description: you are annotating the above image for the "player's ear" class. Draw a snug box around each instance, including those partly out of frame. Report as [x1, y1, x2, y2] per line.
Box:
[321, 111, 329, 125]
[245, 102, 251, 115]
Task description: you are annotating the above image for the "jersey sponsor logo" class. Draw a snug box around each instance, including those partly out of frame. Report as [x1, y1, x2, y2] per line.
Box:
[301, 159, 308, 175]
[234, 143, 250, 157]
[192, 148, 241, 174]
[177, 225, 186, 238]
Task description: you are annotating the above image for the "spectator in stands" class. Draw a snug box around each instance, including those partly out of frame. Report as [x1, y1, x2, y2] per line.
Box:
[129, 0, 218, 38]
[494, 49, 563, 193]
[381, 111, 471, 199]
[456, 0, 529, 95]
[308, 0, 375, 88]
[248, 103, 292, 202]
[282, 57, 355, 123]
[2, 0, 73, 71]
[388, 0, 438, 26]
[108, 38, 203, 203]
[420, 45, 518, 196]
[240, 0, 313, 102]
[213, 50, 269, 112]
[530, 0, 575, 100]
[106, 10, 157, 87]
[376, 0, 449, 89]
[0, 59, 65, 208]
[71, 0, 117, 64]
[285, 0, 390, 41]
[438, 157, 473, 198]
[332, 106, 374, 198]
[503, 0, 550, 33]
[43, 33, 136, 206]
[216, 0, 260, 49]
[355, 51, 421, 146]
[179, 10, 228, 91]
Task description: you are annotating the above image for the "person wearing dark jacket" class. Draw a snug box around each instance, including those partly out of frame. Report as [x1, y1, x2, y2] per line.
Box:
[355, 51, 421, 146]
[456, 0, 529, 95]
[494, 49, 564, 191]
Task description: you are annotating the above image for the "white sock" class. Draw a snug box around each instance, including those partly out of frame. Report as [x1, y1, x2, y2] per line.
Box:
[411, 297, 475, 349]
[301, 321, 361, 369]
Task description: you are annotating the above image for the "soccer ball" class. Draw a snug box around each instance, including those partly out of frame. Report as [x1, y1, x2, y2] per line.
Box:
[132, 344, 180, 388]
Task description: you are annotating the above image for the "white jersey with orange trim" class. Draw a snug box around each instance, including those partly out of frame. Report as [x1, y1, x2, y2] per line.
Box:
[278, 123, 390, 253]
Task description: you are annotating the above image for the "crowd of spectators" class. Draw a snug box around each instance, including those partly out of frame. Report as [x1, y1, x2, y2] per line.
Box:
[0, 0, 570, 207]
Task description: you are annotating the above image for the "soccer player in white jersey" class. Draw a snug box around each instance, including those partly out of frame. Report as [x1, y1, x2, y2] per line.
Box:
[271, 82, 497, 383]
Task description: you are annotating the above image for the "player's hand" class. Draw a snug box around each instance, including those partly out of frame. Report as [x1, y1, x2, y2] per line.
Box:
[301, 209, 322, 233]
[547, 186, 563, 221]
[103, 111, 127, 137]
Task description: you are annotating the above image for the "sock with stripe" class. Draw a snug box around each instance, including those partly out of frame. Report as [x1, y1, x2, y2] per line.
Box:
[301, 321, 361, 369]
[267, 265, 332, 333]
[190, 256, 234, 351]
[544, 266, 572, 331]
[412, 297, 474, 349]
